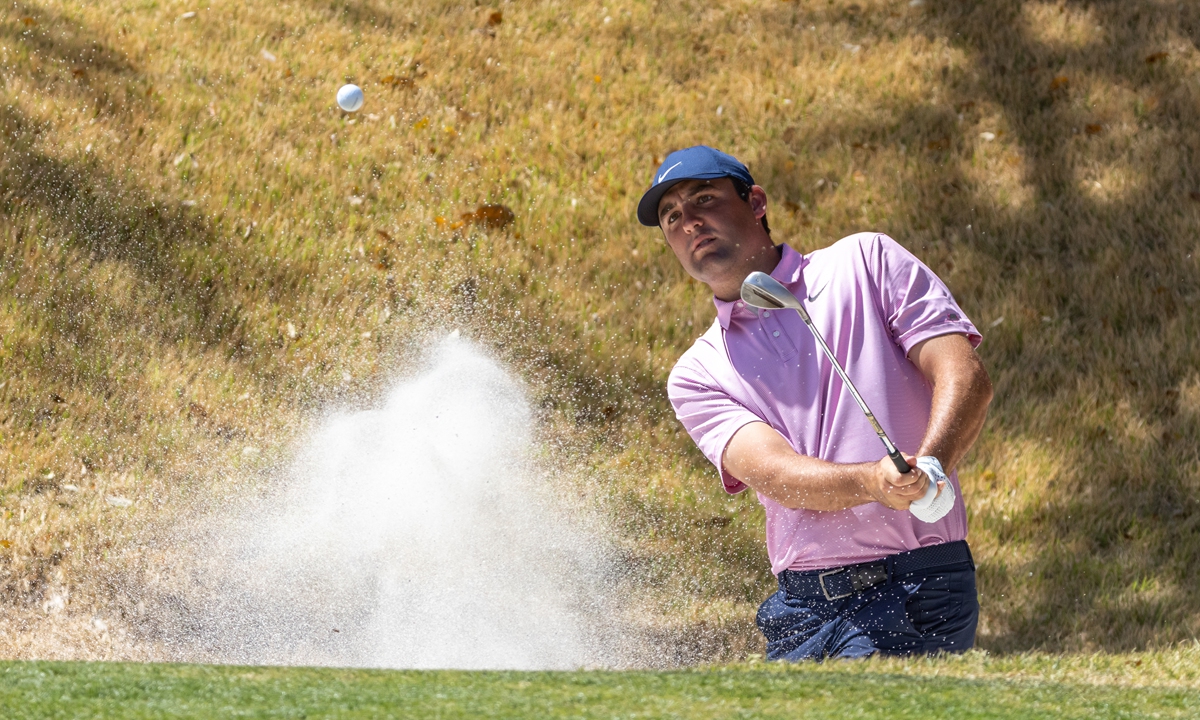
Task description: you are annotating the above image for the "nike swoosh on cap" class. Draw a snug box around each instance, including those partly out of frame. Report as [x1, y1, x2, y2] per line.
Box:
[657, 161, 683, 184]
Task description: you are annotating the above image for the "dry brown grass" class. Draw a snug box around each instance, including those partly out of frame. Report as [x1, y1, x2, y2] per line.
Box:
[1, 0, 1200, 665]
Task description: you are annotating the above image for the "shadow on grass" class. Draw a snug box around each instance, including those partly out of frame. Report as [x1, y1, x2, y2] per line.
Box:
[0, 110, 250, 398]
[300, 0, 408, 31]
[921, 0, 1200, 654]
[0, 5, 336, 617]
[755, 0, 1200, 652]
[1, 2, 147, 115]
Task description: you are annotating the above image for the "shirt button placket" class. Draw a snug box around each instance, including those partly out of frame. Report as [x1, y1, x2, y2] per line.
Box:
[760, 309, 797, 360]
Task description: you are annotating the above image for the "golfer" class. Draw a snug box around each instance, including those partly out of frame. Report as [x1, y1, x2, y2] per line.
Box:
[638, 146, 993, 660]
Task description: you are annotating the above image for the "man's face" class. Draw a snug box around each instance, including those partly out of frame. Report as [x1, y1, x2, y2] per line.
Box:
[656, 177, 769, 289]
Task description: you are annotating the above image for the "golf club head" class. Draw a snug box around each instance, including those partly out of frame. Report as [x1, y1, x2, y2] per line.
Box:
[741, 271, 804, 312]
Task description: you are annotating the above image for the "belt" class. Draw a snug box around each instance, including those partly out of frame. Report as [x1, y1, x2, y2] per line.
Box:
[778, 540, 973, 601]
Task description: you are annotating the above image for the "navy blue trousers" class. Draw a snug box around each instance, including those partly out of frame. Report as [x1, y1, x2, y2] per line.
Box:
[757, 556, 978, 661]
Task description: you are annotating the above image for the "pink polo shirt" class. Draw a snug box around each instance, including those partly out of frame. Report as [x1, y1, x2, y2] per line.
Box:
[668, 233, 982, 575]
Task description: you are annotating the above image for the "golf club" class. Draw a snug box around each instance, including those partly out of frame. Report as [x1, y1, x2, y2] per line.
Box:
[740, 271, 911, 475]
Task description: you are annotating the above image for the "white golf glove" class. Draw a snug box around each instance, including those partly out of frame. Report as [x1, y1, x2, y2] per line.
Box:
[909, 456, 955, 523]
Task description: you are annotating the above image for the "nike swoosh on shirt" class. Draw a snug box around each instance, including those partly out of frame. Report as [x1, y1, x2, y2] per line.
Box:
[657, 161, 683, 184]
[806, 283, 829, 302]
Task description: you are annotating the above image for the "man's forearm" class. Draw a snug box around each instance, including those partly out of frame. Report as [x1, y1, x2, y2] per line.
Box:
[739, 455, 875, 511]
[723, 421, 884, 511]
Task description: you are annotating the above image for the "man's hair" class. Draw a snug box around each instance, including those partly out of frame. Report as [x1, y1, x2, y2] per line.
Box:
[730, 177, 771, 237]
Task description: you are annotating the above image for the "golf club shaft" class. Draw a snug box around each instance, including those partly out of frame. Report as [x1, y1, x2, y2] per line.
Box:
[790, 306, 912, 475]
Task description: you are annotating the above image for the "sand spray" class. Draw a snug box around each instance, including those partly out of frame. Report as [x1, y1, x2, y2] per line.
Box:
[140, 336, 643, 669]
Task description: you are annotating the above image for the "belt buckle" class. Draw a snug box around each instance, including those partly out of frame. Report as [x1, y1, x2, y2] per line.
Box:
[818, 568, 852, 601]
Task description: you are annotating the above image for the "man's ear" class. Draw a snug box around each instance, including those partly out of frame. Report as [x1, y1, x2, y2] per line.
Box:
[749, 185, 768, 219]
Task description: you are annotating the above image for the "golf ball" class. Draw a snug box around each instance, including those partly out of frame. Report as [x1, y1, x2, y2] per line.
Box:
[336, 84, 364, 112]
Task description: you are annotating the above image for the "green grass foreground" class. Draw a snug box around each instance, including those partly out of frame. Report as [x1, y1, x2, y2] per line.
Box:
[2, 660, 1198, 720]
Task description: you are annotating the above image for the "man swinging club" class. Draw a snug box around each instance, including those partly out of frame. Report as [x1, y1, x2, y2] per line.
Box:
[638, 146, 993, 660]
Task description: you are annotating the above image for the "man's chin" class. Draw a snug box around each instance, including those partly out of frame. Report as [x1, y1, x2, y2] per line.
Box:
[689, 254, 739, 284]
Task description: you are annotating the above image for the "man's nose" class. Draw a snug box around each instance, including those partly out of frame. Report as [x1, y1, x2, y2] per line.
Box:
[679, 204, 701, 232]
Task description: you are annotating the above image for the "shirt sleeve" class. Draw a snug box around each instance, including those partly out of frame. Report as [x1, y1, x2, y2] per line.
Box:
[667, 354, 762, 495]
[867, 234, 982, 354]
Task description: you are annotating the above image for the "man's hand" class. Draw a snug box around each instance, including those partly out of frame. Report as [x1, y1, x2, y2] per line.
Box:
[863, 453, 930, 511]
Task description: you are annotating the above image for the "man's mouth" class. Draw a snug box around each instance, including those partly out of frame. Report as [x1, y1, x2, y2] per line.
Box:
[692, 234, 717, 255]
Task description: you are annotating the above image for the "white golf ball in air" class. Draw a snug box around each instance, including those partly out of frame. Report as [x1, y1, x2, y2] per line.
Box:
[337, 84, 364, 112]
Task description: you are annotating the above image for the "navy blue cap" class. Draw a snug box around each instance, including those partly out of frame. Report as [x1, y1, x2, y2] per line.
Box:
[636, 146, 755, 226]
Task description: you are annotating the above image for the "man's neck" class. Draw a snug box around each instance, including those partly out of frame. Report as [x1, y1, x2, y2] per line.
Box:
[711, 244, 783, 302]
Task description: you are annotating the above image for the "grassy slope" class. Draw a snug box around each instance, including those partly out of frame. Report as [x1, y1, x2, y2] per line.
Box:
[1, 0, 1199, 660]
[3, 656, 1200, 719]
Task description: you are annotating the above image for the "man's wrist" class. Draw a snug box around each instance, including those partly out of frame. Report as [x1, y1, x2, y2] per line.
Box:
[917, 447, 945, 469]
[854, 461, 885, 505]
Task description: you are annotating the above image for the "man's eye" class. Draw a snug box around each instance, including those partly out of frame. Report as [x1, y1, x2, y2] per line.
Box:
[696, 194, 713, 204]
[666, 211, 680, 225]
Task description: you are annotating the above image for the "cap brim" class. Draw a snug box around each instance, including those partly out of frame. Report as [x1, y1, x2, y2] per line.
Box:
[636, 172, 730, 227]
[636, 178, 686, 226]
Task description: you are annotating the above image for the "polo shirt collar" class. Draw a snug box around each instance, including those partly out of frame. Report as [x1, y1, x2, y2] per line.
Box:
[714, 244, 808, 330]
